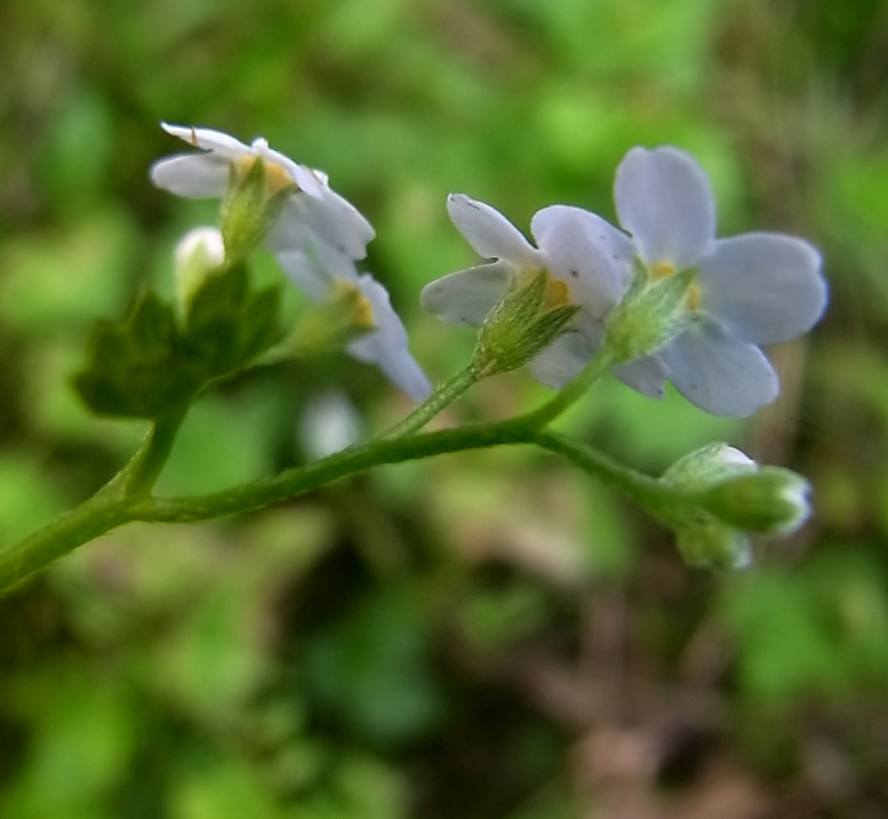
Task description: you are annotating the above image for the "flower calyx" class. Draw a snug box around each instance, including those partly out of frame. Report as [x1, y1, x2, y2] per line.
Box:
[220, 156, 297, 263]
[472, 268, 580, 378]
[602, 257, 698, 364]
[287, 281, 377, 357]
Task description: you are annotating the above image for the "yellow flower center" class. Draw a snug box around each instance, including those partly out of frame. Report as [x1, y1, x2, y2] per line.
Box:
[650, 259, 702, 311]
[352, 293, 376, 330]
[333, 281, 376, 330]
[235, 156, 297, 196]
[651, 260, 676, 280]
[545, 276, 572, 309]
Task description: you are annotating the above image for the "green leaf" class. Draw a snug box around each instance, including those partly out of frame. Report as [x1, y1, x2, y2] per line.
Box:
[73, 291, 201, 419]
[182, 264, 282, 378]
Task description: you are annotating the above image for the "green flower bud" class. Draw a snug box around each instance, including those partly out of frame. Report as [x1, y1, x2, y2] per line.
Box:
[675, 521, 752, 571]
[472, 269, 579, 377]
[701, 467, 811, 535]
[659, 443, 811, 569]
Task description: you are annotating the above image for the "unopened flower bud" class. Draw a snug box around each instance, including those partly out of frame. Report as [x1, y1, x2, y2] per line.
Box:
[675, 521, 752, 571]
[702, 467, 811, 535]
[174, 226, 226, 316]
[659, 443, 811, 569]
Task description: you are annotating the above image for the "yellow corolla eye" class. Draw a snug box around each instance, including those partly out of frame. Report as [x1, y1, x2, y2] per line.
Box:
[545, 276, 571, 309]
[651, 260, 676, 280]
[686, 283, 702, 311]
[234, 155, 297, 196]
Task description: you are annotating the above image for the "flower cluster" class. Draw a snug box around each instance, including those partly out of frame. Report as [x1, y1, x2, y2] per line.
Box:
[152, 124, 827, 418]
[423, 146, 827, 416]
[151, 123, 430, 400]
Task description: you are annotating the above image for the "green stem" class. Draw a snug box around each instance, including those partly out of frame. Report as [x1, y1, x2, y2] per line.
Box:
[0, 486, 134, 593]
[0, 390, 677, 594]
[120, 411, 187, 497]
[525, 346, 617, 428]
[0, 416, 529, 592]
[531, 429, 673, 519]
[131, 416, 530, 522]
[379, 365, 479, 438]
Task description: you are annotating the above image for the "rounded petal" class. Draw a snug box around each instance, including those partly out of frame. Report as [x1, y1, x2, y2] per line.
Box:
[531, 206, 629, 317]
[531, 204, 634, 270]
[316, 187, 376, 251]
[662, 321, 779, 417]
[275, 249, 339, 300]
[347, 276, 432, 400]
[149, 154, 230, 198]
[251, 138, 325, 199]
[447, 194, 542, 269]
[612, 355, 669, 398]
[526, 313, 604, 389]
[419, 262, 512, 327]
[527, 332, 593, 389]
[267, 194, 373, 261]
[614, 146, 716, 269]
[161, 122, 250, 158]
[697, 233, 827, 344]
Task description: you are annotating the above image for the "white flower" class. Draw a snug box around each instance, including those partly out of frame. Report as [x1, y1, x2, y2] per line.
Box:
[608, 146, 828, 416]
[278, 250, 432, 401]
[421, 194, 632, 387]
[150, 123, 375, 277]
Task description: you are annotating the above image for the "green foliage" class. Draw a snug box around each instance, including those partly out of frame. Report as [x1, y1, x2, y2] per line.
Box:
[73, 291, 199, 418]
[180, 264, 281, 380]
[73, 265, 281, 419]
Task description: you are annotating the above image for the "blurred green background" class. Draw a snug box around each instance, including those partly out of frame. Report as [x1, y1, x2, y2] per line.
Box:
[1, 0, 888, 816]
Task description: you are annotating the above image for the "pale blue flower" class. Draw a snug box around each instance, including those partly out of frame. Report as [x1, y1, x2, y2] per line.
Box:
[610, 146, 828, 416]
[278, 250, 432, 401]
[150, 123, 374, 277]
[421, 194, 632, 387]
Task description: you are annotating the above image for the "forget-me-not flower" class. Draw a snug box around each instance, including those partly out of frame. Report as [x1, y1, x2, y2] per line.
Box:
[150, 123, 375, 280]
[606, 146, 827, 416]
[421, 194, 639, 387]
[279, 249, 432, 401]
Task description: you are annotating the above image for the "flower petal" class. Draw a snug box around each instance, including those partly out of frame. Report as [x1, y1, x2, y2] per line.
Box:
[347, 275, 432, 400]
[149, 154, 230, 198]
[447, 194, 542, 269]
[697, 233, 827, 344]
[251, 138, 325, 199]
[613, 355, 669, 398]
[531, 204, 634, 270]
[531, 206, 630, 317]
[614, 146, 716, 269]
[161, 123, 250, 158]
[420, 262, 512, 327]
[267, 194, 374, 261]
[275, 250, 339, 300]
[527, 331, 595, 389]
[662, 321, 779, 416]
